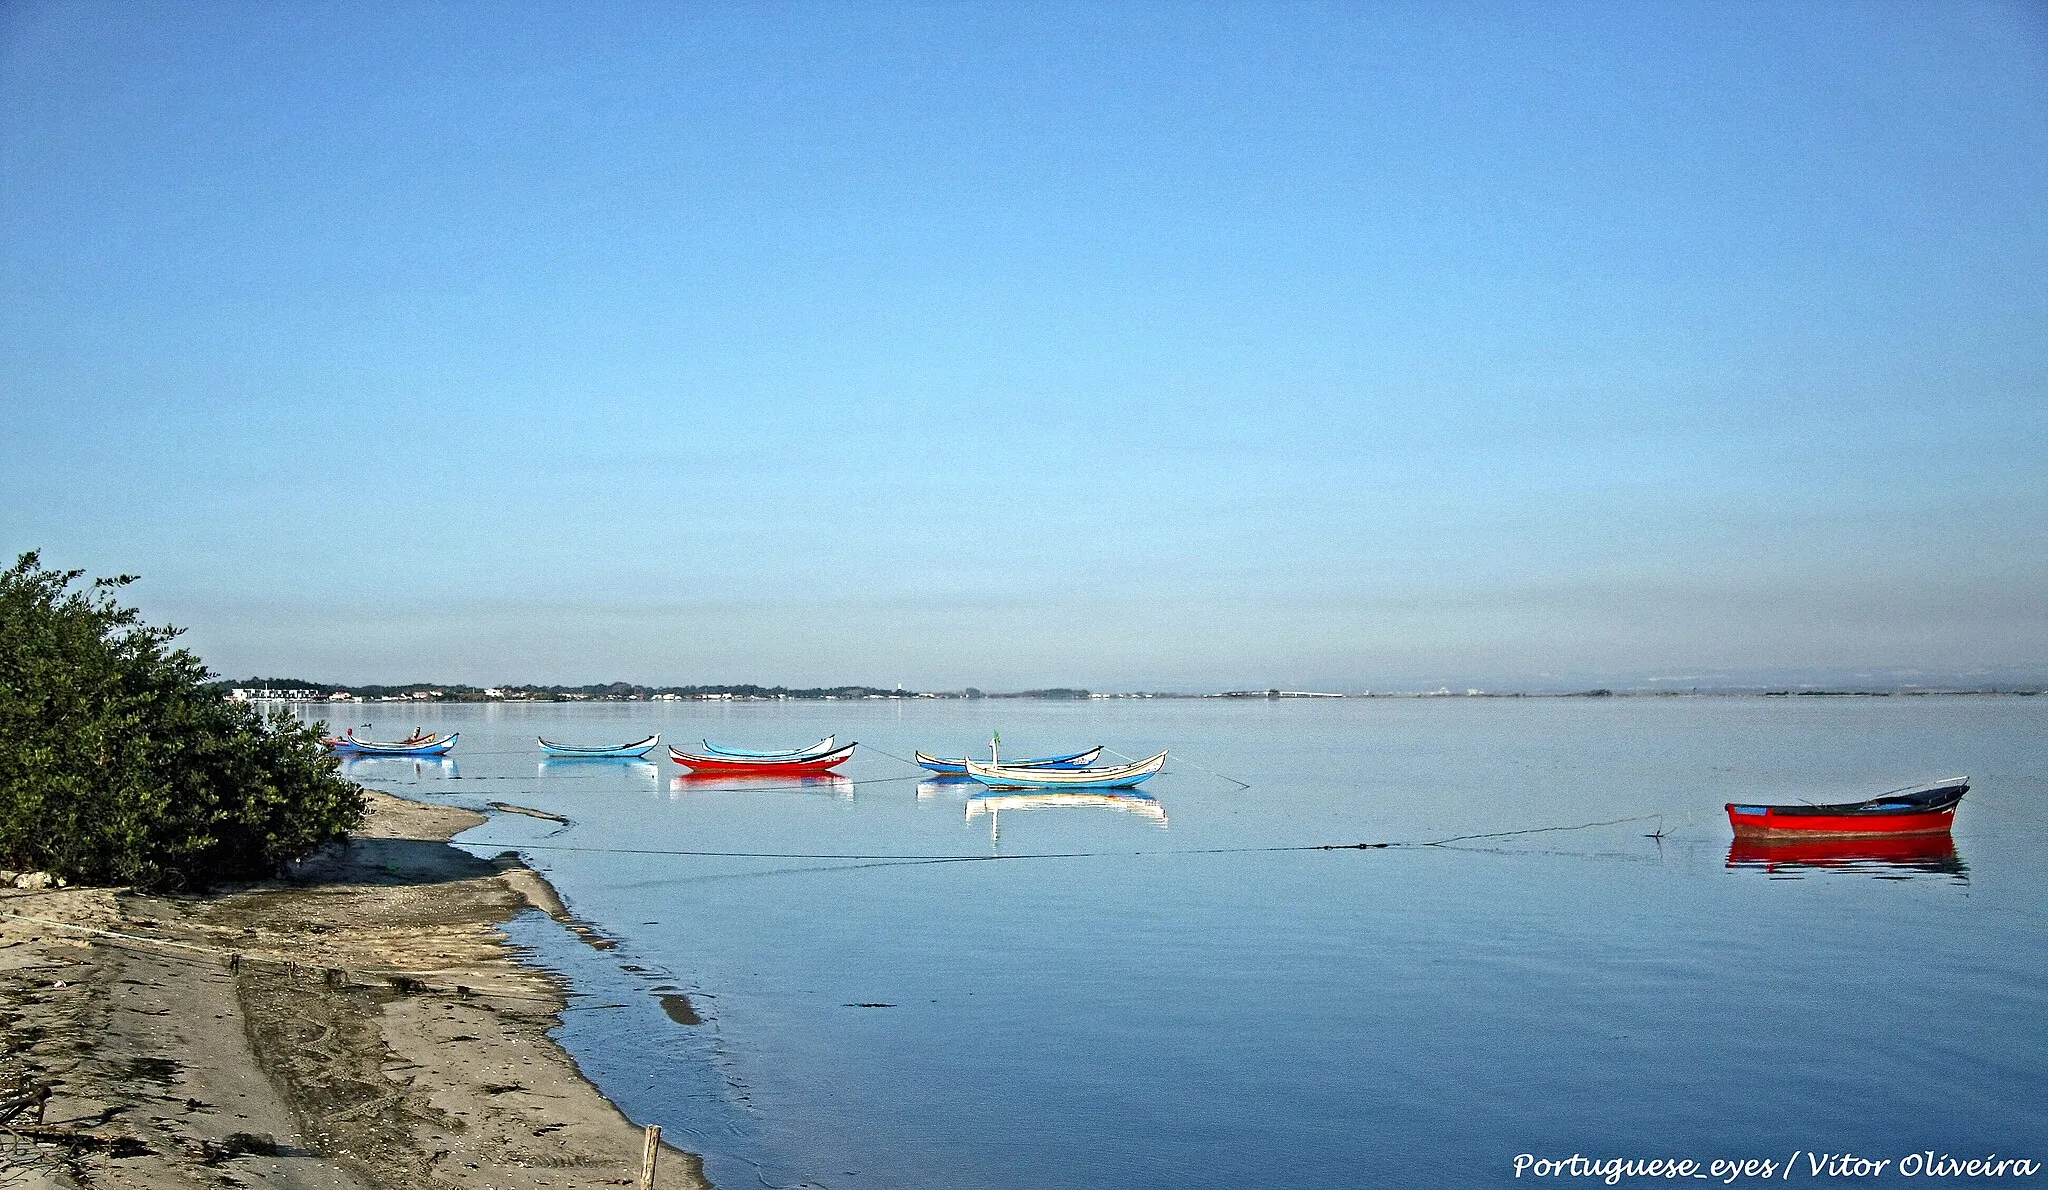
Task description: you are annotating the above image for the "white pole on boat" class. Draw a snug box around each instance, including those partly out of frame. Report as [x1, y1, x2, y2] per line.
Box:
[992, 730, 1000, 765]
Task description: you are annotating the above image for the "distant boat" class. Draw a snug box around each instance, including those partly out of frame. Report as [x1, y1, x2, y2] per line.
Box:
[324, 729, 457, 756]
[1725, 777, 1968, 839]
[668, 741, 858, 774]
[914, 745, 1103, 775]
[700, 735, 835, 759]
[962, 751, 1167, 790]
[538, 733, 661, 758]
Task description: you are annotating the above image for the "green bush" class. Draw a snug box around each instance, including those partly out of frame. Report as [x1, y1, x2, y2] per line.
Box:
[0, 551, 364, 889]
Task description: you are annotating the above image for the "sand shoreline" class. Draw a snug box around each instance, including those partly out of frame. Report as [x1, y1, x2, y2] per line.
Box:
[0, 790, 710, 1190]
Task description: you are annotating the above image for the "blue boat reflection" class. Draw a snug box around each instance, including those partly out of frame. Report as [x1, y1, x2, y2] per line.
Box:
[917, 776, 983, 799]
[1726, 834, 1967, 882]
[340, 755, 458, 781]
[539, 758, 660, 783]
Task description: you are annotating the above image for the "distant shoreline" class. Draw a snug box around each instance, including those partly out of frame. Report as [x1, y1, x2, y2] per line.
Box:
[213, 680, 2047, 704]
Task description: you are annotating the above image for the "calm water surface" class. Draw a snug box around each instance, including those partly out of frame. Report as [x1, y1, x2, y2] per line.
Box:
[310, 698, 2048, 1188]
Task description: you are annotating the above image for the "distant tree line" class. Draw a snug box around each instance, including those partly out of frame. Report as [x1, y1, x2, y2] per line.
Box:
[204, 678, 1100, 700]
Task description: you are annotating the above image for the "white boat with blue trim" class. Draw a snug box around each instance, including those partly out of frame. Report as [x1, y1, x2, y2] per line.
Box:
[961, 751, 1167, 790]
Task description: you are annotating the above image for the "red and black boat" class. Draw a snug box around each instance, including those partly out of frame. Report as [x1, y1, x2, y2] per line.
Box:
[667, 740, 857, 775]
[1725, 777, 1967, 839]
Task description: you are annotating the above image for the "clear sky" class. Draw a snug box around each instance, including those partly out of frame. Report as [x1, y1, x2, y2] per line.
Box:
[3, 1, 2044, 691]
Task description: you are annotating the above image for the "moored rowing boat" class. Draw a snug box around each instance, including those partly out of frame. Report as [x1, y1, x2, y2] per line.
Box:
[961, 751, 1167, 790]
[538, 734, 661, 758]
[1725, 777, 1968, 839]
[668, 741, 858, 774]
[325, 730, 458, 757]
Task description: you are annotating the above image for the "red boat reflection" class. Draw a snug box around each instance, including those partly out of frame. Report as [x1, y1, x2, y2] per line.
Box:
[668, 772, 855, 798]
[1726, 834, 1966, 879]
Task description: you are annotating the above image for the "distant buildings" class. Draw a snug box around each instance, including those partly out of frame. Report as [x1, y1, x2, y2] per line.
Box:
[228, 688, 351, 702]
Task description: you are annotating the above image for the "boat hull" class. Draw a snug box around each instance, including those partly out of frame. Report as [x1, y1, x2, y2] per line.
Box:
[668, 742, 857, 774]
[1726, 806, 1958, 838]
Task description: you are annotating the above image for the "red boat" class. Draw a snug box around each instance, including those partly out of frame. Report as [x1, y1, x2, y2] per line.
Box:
[667, 741, 857, 774]
[1725, 777, 1967, 839]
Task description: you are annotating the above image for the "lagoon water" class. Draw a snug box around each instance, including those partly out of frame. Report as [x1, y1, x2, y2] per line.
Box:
[312, 697, 2047, 1188]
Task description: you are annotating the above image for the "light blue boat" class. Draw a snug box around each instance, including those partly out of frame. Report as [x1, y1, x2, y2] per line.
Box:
[700, 735, 835, 759]
[537, 733, 661, 759]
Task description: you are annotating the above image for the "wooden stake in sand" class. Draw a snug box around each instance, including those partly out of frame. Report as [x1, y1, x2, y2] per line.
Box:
[640, 1125, 660, 1190]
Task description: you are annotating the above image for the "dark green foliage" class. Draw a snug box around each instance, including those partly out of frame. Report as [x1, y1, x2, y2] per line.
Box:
[0, 551, 364, 889]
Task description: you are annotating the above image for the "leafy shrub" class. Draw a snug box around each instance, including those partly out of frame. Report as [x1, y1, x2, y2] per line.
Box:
[0, 551, 364, 888]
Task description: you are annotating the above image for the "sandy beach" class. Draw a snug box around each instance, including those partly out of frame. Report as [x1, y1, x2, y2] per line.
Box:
[0, 790, 708, 1190]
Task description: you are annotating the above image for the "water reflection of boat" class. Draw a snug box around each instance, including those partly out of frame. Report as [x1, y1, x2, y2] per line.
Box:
[964, 790, 1168, 825]
[917, 776, 982, 799]
[539, 759, 659, 782]
[669, 773, 855, 798]
[1726, 834, 1967, 879]
[340, 755, 458, 780]
[538, 733, 660, 758]
[1726, 777, 1967, 838]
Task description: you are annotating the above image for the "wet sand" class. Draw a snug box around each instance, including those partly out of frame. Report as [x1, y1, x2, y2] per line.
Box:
[0, 791, 709, 1190]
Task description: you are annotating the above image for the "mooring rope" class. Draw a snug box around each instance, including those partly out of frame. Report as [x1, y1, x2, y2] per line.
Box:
[857, 744, 940, 774]
[456, 810, 1678, 864]
[1102, 746, 1252, 790]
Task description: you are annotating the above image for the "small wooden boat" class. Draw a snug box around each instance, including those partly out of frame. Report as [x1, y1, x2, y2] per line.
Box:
[962, 751, 1167, 790]
[325, 730, 458, 756]
[668, 741, 858, 774]
[1725, 777, 1967, 839]
[538, 734, 661, 758]
[700, 735, 835, 759]
[914, 745, 1103, 775]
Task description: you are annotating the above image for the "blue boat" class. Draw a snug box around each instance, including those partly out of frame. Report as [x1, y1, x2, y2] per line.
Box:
[914, 745, 1104, 775]
[701, 735, 835, 759]
[324, 730, 458, 757]
[538, 733, 661, 759]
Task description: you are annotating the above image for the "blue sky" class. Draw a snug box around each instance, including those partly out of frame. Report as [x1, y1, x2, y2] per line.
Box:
[3, 1, 2044, 690]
